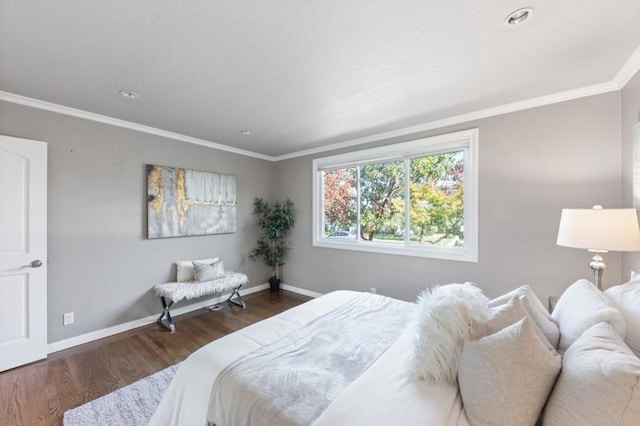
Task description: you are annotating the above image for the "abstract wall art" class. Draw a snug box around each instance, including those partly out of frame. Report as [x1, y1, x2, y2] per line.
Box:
[147, 165, 237, 238]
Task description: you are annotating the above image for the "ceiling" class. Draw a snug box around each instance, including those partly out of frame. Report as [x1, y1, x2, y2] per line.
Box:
[1, 1, 639, 158]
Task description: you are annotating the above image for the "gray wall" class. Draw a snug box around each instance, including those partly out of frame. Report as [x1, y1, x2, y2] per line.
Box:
[0, 101, 273, 343]
[274, 92, 623, 305]
[0, 86, 629, 343]
[621, 69, 640, 278]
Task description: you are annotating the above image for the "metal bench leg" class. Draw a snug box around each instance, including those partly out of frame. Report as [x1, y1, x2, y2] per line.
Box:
[157, 296, 176, 333]
[206, 286, 246, 311]
[226, 285, 246, 309]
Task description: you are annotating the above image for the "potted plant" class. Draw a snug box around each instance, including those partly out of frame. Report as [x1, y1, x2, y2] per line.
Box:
[249, 197, 295, 292]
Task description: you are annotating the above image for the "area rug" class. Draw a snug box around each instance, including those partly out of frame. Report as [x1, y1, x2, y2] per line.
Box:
[63, 363, 180, 426]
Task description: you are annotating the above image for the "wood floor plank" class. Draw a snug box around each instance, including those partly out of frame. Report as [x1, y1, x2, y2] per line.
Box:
[46, 360, 77, 423]
[0, 369, 14, 423]
[1, 370, 23, 425]
[0, 289, 310, 426]
[16, 364, 49, 425]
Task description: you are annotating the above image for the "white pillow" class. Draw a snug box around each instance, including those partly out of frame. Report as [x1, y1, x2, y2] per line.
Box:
[605, 277, 640, 357]
[552, 279, 626, 353]
[489, 284, 552, 316]
[408, 282, 490, 384]
[488, 285, 560, 348]
[543, 322, 640, 426]
[459, 317, 562, 426]
[475, 296, 542, 338]
[176, 257, 219, 282]
[193, 260, 225, 282]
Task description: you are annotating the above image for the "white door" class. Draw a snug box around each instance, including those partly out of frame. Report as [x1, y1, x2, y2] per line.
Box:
[0, 135, 47, 372]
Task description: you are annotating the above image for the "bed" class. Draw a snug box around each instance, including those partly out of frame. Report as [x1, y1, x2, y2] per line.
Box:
[148, 290, 470, 426]
[149, 279, 640, 426]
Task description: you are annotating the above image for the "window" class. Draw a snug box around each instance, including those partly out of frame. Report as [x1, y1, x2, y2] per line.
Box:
[312, 129, 478, 262]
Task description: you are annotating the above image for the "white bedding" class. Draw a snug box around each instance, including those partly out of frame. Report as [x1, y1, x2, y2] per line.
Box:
[148, 290, 470, 426]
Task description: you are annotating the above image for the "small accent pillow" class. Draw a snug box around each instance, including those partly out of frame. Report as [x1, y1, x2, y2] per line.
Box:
[489, 284, 549, 310]
[176, 257, 219, 282]
[193, 260, 225, 282]
[408, 282, 491, 384]
[488, 285, 560, 348]
[605, 276, 640, 357]
[475, 296, 536, 338]
[552, 279, 626, 353]
[542, 322, 640, 425]
[459, 317, 562, 426]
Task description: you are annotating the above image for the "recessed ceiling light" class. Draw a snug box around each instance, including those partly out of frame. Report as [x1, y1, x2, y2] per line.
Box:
[505, 7, 533, 26]
[240, 130, 251, 135]
[119, 90, 139, 99]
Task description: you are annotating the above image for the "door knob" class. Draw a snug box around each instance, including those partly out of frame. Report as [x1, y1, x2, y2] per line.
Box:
[21, 260, 43, 268]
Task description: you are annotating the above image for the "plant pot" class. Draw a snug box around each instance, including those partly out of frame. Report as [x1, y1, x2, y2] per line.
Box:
[269, 277, 281, 292]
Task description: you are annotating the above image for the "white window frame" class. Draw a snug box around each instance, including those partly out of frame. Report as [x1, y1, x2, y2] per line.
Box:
[312, 128, 478, 262]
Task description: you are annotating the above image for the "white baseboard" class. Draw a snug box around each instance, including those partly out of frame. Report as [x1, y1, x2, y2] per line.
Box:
[281, 283, 323, 298]
[47, 283, 269, 354]
[46, 283, 322, 354]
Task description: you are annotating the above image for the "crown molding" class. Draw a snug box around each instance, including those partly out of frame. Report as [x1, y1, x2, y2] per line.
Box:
[613, 45, 640, 89]
[1, 57, 635, 163]
[0, 91, 274, 161]
[274, 81, 620, 161]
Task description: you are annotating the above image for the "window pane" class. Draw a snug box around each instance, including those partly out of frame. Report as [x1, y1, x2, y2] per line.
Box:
[323, 168, 357, 240]
[313, 129, 477, 261]
[408, 151, 464, 246]
[359, 161, 405, 243]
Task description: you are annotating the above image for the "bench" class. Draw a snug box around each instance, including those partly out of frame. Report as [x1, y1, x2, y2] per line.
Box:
[153, 272, 249, 332]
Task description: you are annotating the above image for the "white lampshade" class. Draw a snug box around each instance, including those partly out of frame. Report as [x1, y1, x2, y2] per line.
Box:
[557, 207, 640, 252]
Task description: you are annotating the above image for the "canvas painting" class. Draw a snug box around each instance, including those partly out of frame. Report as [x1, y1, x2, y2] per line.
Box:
[147, 165, 237, 238]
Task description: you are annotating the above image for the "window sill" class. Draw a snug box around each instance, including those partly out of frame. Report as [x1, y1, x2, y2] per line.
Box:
[312, 240, 478, 262]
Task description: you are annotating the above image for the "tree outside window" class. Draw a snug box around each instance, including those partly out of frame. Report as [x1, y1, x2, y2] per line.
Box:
[314, 129, 477, 262]
[323, 168, 356, 235]
[322, 152, 463, 245]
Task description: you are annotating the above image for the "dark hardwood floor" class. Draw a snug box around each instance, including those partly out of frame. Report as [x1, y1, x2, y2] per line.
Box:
[0, 289, 311, 426]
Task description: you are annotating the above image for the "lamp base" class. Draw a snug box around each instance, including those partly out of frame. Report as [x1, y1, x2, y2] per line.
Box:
[589, 252, 606, 290]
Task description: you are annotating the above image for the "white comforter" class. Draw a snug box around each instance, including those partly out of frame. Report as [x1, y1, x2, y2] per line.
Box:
[148, 290, 470, 426]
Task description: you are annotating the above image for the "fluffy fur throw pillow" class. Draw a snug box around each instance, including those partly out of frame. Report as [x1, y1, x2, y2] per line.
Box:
[408, 282, 491, 384]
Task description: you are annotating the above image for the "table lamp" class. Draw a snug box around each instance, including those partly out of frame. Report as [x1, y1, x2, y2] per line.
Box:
[556, 205, 640, 290]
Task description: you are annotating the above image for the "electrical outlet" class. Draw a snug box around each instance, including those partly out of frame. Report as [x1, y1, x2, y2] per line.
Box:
[370, 287, 376, 294]
[63, 312, 74, 326]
